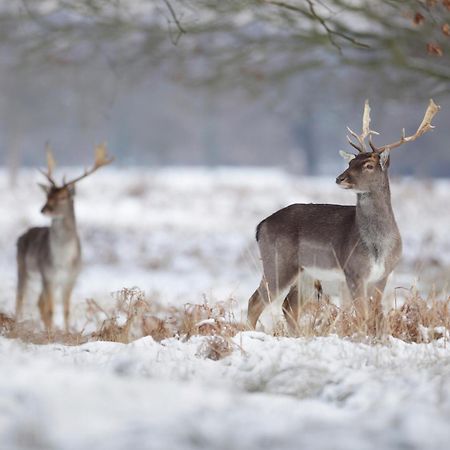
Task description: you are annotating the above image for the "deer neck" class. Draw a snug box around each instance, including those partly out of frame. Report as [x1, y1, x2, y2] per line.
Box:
[50, 202, 78, 243]
[355, 178, 398, 259]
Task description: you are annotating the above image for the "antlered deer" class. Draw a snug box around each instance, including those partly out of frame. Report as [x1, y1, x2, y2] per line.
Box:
[15, 144, 113, 330]
[248, 100, 440, 334]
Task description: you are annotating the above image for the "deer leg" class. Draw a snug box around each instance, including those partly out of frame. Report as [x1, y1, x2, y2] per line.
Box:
[62, 280, 76, 332]
[248, 243, 299, 330]
[345, 275, 366, 301]
[368, 277, 388, 302]
[345, 274, 368, 323]
[15, 259, 27, 321]
[38, 292, 46, 323]
[367, 277, 388, 337]
[38, 281, 54, 331]
[247, 278, 273, 329]
[282, 284, 300, 336]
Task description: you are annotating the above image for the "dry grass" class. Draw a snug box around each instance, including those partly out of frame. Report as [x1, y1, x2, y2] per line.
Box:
[86, 289, 245, 347]
[388, 295, 450, 342]
[273, 290, 450, 343]
[87, 288, 152, 343]
[0, 288, 449, 354]
[0, 312, 15, 334]
[196, 336, 234, 360]
[0, 288, 244, 357]
[4, 319, 87, 346]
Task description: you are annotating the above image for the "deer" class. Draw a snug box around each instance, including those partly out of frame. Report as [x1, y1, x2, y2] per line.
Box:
[15, 144, 113, 331]
[248, 99, 440, 335]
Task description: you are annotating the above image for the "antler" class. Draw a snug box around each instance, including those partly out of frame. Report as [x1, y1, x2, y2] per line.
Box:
[369, 99, 441, 153]
[63, 143, 114, 186]
[346, 99, 379, 153]
[39, 144, 57, 187]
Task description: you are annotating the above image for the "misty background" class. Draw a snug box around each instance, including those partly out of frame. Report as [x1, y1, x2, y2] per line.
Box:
[0, 0, 449, 178]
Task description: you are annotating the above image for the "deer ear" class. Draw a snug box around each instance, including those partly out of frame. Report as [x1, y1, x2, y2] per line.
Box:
[379, 149, 390, 171]
[38, 183, 51, 194]
[339, 150, 356, 163]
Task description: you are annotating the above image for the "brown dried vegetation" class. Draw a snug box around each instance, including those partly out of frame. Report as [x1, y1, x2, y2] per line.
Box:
[0, 289, 449, 354]
[0, 288, 244, 357]
[272, 291, 450, 344]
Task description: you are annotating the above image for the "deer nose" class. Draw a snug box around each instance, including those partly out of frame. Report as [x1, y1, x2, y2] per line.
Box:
[336, 174, 346, 184]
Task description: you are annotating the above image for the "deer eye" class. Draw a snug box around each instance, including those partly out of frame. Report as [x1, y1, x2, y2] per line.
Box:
[365, 164, 374, 170]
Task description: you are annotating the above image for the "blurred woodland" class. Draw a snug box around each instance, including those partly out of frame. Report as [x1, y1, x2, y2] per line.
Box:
[0, 0, 449, 177]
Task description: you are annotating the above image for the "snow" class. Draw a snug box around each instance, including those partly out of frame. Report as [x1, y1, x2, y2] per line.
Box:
[2, 333, 450, 449]
[0, 167, 449, 449]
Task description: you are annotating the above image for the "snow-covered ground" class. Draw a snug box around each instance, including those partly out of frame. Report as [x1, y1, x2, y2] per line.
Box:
[2, 333, 450, 449]
[0, 167, 449, 449]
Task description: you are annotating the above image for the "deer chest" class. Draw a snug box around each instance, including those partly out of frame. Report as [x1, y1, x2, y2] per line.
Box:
[363, 233, 400, 283]
[50, 239, 80, 270]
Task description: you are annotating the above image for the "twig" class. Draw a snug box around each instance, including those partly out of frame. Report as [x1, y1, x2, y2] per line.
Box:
[306, 0, 342, 52]
[163, 0, 186, 45]
[265, 0, 370, 51]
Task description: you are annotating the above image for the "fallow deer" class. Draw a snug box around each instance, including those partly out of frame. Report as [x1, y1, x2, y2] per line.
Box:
[15, 144, 113, 330]
[248, 100, 440, 334]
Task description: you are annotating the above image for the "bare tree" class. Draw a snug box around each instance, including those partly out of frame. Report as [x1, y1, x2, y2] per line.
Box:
[0, 1, 448, 91]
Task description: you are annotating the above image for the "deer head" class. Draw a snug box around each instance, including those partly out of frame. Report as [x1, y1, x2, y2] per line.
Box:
[39, 143, 113, 217]
[336, 99, 440, 193]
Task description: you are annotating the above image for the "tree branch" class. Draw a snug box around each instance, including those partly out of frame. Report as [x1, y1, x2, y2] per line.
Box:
[163, 0, 186, 45]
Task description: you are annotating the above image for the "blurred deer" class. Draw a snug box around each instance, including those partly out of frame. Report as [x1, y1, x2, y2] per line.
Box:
[15, 144, 113, 330]
[248, 100, 440, 334]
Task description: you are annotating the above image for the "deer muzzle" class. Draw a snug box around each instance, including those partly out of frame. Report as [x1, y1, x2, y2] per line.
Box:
[336, 172, 352, 189]
[41, 204, 52, 215]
